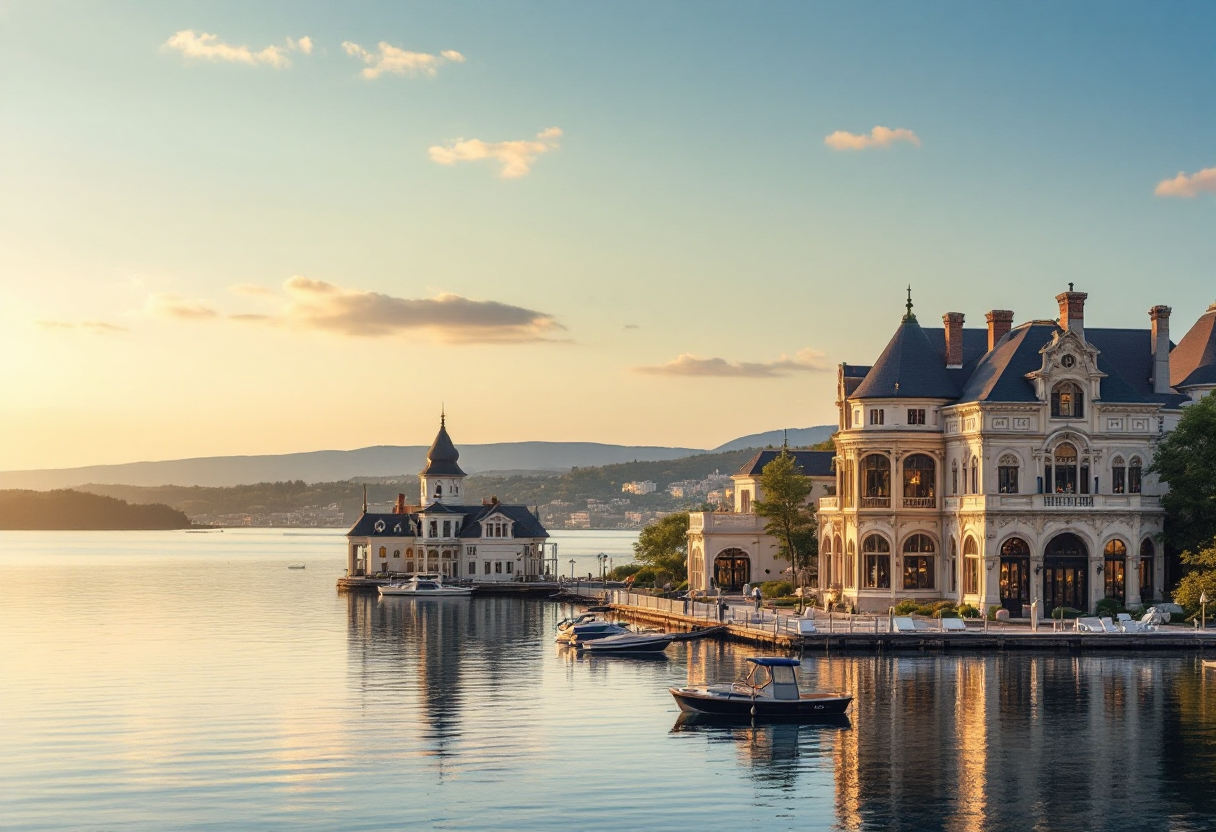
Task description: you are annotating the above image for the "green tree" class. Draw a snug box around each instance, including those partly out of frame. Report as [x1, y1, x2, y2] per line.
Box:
[632, 511, 689, 581]
[1149, 394, 1216, 555]
[752, 451, 818, 609]
[1173, 538, 1216, 617]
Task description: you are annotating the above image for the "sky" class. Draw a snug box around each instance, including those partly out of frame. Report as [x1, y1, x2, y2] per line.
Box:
[1, 1, 1213, 471]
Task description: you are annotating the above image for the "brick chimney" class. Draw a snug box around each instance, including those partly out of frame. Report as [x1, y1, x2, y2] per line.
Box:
[986, 310, 1014, 351]
[393, 493, 406, 514]
[1056, 284, 1087, 341]
[943, 312, 965, 368]
[1150, 305, 1172, 394]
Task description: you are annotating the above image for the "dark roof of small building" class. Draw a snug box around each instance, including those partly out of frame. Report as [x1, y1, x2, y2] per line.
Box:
[346, 504, 548, 539]
[736, 449, 835, 478]
[420, 419, 466, 477]
[851, 315, 961, 400]
[1171, 303, 1216, 389]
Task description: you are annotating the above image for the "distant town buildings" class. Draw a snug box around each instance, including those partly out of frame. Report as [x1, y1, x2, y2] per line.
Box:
[622, 480, 657, 494]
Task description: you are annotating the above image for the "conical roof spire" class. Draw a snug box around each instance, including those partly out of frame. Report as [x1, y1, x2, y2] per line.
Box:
[421, 412, 466, 477]
[851, 300, 958, 400]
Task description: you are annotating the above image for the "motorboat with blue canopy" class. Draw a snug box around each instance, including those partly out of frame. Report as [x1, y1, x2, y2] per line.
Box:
[669, 657, 852, 718]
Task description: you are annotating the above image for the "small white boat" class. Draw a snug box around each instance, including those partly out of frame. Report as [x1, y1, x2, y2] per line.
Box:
[378, 576, 474, 597]
[555, 614, 630, 644]
[580, 631, 674, 654]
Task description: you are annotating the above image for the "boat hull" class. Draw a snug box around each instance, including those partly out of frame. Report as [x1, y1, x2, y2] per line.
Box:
[581, 636, 673, 654]
[669, 687, 852, 718]
[378, 586, 473, 597]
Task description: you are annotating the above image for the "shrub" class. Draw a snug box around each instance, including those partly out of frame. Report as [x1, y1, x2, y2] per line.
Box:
[609, 563, 642, 580]
[633, 568, 656, 585]
[958, 604, 980, 619]
[1095, 597, 1126, 618]
[1051, 606, 1084, 620]
[893, 599, 922, 615]
[930, 600, 959, 618]
[760, 580, 794, 598]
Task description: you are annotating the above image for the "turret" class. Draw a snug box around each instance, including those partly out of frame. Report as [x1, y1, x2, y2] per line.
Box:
[419, 412, 467, 505]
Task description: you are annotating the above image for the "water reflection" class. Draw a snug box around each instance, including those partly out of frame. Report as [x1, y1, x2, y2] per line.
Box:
[671, 717, 851, 788]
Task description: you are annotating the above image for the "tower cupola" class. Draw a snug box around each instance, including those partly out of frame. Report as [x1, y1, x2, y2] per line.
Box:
[419, 411, 467, 505]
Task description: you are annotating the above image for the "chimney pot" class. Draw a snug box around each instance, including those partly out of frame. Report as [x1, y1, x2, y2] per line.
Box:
[942, 312, 965, 368]
[986, 310, 1015, 351]
[1056, 287, 1088, 341]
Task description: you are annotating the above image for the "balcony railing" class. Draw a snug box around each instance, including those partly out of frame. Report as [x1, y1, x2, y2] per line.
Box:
[902, 497, 936, 509]
[818, 496, 838, 510]
[1042, 494, 1094, 507]
[860, 496, 890, 509]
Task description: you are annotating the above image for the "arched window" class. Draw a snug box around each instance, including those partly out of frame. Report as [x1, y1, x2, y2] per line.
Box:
[845, 540, 856, 589]
[435, 483, 443, 497]
[1047, 442, 1089, 494]
[962, 536, 980, 595]
[714, 549, 750, 591]
[861, 534, 890, 589]
[970, 455, 979, 494]
[902, 454, 936, 507]
[902, 534, 936, 589]
[998, 454, 1019, 494]
[1104, 539, 1127, 603]
[1111, 456, 1127, 494]
[821, 536, 832, 556]
[950, 538, 958, 593]
[1129, 456, 1143, 494]
[952, 460, 959, 495]
[1051, 381, 1084, 419]
[861, 455, 891, 507]
[1140, 539, 1155, 601]
[961, 459, 968, 494]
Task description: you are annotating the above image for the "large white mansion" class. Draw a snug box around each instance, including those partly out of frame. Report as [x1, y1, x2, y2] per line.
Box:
[690, 289, 1216, 616]
[345, 417, 554, 581]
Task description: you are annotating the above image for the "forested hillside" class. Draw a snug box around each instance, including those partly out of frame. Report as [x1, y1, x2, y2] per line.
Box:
[0, 489, 191, 530]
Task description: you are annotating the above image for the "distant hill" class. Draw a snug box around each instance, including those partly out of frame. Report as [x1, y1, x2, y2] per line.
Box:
[0, 427, 835, 490]
[713, 426, 835, 452]
[0, 489, 191, 530]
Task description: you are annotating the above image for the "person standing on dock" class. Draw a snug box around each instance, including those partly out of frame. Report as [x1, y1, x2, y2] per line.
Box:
[752, 586, 762, 612]
[717, 591, 727, 622]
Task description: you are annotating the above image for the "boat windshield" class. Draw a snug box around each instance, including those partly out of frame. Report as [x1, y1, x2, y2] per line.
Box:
[770, 665, 796, 687]
[416, 581, 439, 590]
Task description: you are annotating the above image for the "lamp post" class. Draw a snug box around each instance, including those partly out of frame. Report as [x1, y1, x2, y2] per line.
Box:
[1202, 591, 1209, 630]
[596, 553, 608, 583]
[569, 558, 576, 580]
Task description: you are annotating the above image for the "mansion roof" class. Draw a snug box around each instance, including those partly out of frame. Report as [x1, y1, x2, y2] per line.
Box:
[736, 450, 835, 478]
[347, 502, 549, 540]
[1171, 303, 1216, 390]
[849, 311, 1197, 409]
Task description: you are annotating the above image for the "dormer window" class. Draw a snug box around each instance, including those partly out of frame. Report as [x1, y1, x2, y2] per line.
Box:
[1051, 381, 1084, 419]
[435, 483, 443, 497]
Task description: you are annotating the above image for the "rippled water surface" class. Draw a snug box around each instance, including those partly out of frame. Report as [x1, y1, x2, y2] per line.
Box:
[4, 529, 1216, 831]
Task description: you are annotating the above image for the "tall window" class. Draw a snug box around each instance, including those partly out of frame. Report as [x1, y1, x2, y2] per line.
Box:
[1047, 443, 1089, 494]
[952, 460, 959, 495]
[1129, 457, 1143, 494]
[902, 454, 936, 507]
[961, 460, 968, 494]
[1051, 381, 1084, 418]
[963, 536, 980, 595]
[970, 455, 979, 494]
[862, 535, 890, 589]
[845, 540, 856, 589]
[998, 454, 1019, 494]
[907, 408, 926, 425]
[842, 460, 855, 508]
[740, 489, 751, 513]
[1112, 456, 1126, 494]
[862, 455, 891, 507]
[429, 520, 438, 537]
[442, 520, 451, 537]
[902, 534, 936, 590]
[870, 408, 885, 426]
[1104, 539, 1127, 603]
[949, 539, 958, 593]
[1140, 539, 1155, 601]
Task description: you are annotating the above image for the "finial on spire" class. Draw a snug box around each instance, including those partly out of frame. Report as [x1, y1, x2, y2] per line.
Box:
[441, 403, 445, 428]
[903, 285, 917, 323]
[783, 429, 788, 451]
[362, 484, 367, 514]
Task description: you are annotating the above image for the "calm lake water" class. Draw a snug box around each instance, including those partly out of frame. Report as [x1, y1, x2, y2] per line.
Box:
[3, 529, 1216, 831]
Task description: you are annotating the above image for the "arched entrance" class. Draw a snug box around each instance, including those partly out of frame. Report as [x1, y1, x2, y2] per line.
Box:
[714, 549, 751, 592]
[999, 537, 1031, 617]
[1043, 533, 1088, 614]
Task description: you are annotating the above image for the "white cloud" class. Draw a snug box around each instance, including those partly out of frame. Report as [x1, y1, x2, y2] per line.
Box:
[230, 277, 564, 343]
[36, 320, 127, 334]
[634, 348, 830, 378]
[228, 283, 277, 299]
[163, 30, 313, 68]
[824, 126, 921, 151]
[429, 127, 562, 179]
[1154, 166, 1216, 198]
[146, 294, 219, 320]
[341, 41, 464, 79]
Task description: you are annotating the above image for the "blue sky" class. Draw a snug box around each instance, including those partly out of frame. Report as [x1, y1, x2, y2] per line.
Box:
[1, 1, 1213, 469]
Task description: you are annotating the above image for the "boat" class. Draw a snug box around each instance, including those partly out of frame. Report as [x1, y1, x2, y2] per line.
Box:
[555, 613, 630, 644]
[669, 657, 852, 719]
[378, 576, 474, 597]
[580, 631, 674, 654]
[287, 564, 306, 569]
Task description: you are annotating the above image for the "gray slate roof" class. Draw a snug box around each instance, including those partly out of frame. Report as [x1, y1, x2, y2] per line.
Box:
[420, 421, 466, 477]
[736, 450, 835, 478]
[346, 504, 548, 540]
[851, 316, 962, 400]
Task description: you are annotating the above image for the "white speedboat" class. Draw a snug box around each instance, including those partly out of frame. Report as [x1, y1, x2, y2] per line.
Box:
[580, 631, 674, 654]
[378, 576, 474, 597]
[555, 614, 630, 644]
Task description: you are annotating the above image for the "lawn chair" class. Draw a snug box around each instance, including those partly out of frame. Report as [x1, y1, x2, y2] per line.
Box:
[893, 616, 917, 633]
[1076, 617, 1105, 633]
[1100, 616, 1120, 633]
[941, 617, 968, 632]
[912, 618, 933, 632]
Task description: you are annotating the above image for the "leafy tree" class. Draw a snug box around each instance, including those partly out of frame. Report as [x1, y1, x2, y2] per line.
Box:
[752, 451, 818, 609]
[632, 511, 689, 581]
[1173, 538, 1216, 616]
[1149, 395, 1216, 555]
